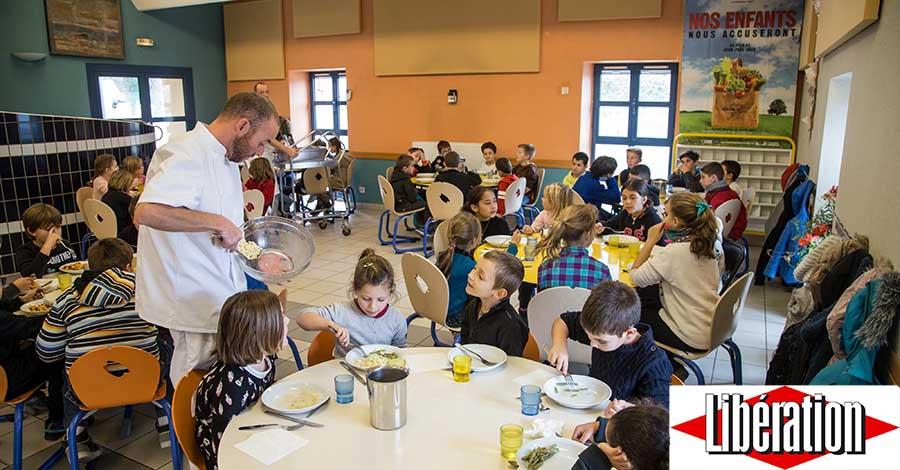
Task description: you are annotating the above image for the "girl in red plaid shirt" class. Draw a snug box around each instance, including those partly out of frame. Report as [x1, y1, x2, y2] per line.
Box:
[536, 204, 611, 292]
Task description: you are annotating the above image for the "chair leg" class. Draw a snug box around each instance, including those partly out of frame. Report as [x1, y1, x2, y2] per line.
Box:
[723, 339, 743, 385]
[120, 405, 133, 438]
[391, 215, 423, 254]
[405, 313, 421, 326]
[377, 210, 391, 245]
[67, 410, 88, 470]
[286, 337, 304, 370]
[156, 400, 182, 470]
[430, 321, 450, 347]
[348, 187, 357, 213]
[422, 218, 434, 257]
[674, 356, 705, 385]
[13, 403, 24, 470]
[37, 447, 66, 470]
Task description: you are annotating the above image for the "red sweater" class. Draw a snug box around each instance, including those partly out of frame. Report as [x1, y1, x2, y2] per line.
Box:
[497, 174, 519, 215]
[705, 185, 747, 240]
[244, 178, 275, 214]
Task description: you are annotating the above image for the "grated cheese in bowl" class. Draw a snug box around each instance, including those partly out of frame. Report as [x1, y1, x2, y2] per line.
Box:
[237, 239, 263, 260]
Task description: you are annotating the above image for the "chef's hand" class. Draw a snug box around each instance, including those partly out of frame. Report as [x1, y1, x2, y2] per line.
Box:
[598, 443, 632, 470]
[214, 217, 243, 250]
[572, 421, 600, 444]
[330, 323, 350, 348]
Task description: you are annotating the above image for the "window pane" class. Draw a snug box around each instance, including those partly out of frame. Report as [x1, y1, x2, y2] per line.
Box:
[638, 146, 672, 180]
[153, 121, 187, 148]
[313, 76, 333, 101]
[314, 105, 334, 129]
[636, 107, 669, 139]
[338, 76, 347, 101]
[339, 105, 348, 130]
[638, 69, 671, 102]
[98, 76, 141, 119]
[599, 69, 630, 101]
[597, 106, 629, 137]
[339, 135, 349, 149]
[594, 144, 630, 175]
[149, 78, 186, 118]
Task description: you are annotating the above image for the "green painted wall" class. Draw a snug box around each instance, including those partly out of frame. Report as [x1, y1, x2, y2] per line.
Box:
[0, 0, 226, 122]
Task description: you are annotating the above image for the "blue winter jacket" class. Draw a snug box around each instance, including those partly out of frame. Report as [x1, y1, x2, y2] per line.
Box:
[764, 175, 815, 286]
[573, 175, 621, 219]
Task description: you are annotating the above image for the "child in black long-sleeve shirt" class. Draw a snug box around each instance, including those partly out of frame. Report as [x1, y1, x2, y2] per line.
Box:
[460, 251, 528, 357]
[14, 204, 78, 277]
[435, 151, 481, 198]
[389, 155, 426, 213]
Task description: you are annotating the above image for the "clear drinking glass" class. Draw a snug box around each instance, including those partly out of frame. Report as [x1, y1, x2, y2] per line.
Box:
[500, 424, 524, 461]
[334, 374, 354, 404]
[520, 385, 542, 416]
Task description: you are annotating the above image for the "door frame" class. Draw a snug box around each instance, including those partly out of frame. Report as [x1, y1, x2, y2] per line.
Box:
[86, 64, 196, 129]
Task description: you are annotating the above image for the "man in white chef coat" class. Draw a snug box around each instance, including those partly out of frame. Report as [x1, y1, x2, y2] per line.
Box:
[134, 92, 279, 383]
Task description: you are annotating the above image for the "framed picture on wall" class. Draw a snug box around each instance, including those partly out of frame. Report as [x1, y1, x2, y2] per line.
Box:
[45, 0, 125, 59]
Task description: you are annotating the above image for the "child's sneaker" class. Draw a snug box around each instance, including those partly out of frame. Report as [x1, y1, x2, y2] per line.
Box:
[67, 432, 103, 465]
[155, 407, 171, 449]
[43, 419, 65, 441]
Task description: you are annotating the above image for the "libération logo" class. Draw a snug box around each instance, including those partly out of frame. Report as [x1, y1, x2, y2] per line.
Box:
[670, 386, 900, 469]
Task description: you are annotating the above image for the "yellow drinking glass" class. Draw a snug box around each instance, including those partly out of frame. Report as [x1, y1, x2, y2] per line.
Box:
[58, 273, 73, 290]
[608, 234, 620, 247]
[628, 241, 641, 260]
[452, 354, 472, 383]
[500, 424, 524, 461]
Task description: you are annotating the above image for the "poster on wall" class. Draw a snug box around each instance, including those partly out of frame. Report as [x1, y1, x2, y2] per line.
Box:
[679, 0, 804, 143]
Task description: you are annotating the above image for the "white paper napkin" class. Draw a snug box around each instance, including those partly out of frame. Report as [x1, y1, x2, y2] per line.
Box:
[405, 353, 450, 374]
[234, 428, 308, 465]
[513, 369, 557, 387]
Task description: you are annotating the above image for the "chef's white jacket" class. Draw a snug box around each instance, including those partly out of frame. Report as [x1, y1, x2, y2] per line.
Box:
[136, 123, 247, 333]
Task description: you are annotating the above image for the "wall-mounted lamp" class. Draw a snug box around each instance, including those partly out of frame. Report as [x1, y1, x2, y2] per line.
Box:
[11, 52, 48, 62]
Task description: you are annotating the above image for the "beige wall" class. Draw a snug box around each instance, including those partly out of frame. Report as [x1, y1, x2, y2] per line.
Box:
[795, 0, 900, 352]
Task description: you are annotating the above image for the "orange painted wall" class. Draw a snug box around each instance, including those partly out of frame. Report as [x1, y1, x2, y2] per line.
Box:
[228, 0, 684, 164]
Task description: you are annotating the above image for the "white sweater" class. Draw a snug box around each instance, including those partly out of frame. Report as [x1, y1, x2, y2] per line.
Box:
[630, 242, 720, 350]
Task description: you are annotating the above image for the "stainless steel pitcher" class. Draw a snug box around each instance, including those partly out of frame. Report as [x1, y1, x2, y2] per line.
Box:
[366, 367, 408, 430]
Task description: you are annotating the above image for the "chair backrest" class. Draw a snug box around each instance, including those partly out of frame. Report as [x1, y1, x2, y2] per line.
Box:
[709, 272, 754, 349]
[385, 166, 394, 180]
[502, 177, 527, 215]
[303, 167, 330, 195]
[432, 221, 451, 256]
[335, 158, 356, 190]
[240, 165, 250, 184]
[308, 330, 336, 367]
[527, 286, 593, 363]
[670, 374, 685, 386]
[76, 186, 94, 216]
[425, 182, 464, 221]
[532, 168, 546, 202]
[243, 189, 265, 219]
[173, 370, 207, 470]
[401, 253, 450, 326]
[68, 346, 162, 409]
[376, 175, 398, 215]
[571, 191, 586, 205]
[523, 334, 540, 362]
[83, 198, 118, 239]
[741, 186, 756, 213]
[720, 238, 747, 291]
[715, 199, 743, 237]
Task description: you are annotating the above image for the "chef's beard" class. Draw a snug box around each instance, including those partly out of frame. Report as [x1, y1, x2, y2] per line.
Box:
[228, 133, 256, 163]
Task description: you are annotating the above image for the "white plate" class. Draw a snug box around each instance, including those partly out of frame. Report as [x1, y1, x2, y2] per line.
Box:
[542, 375, 611, 410]
[516, 436, 587, 470]
[670, 187, 689, 193]
[416, 173, 435, 178]
[484, 235, 512, 247]
[261, 381, 329, 415]
[414, 177, 435, 183]
[345, 345, 407, 371]
[19, 299, 51, 316]
[35, 278, 59, 293]
[446, 344, 507, 372]
[59, 261, 88, 274]
[602, 234, 639, 247]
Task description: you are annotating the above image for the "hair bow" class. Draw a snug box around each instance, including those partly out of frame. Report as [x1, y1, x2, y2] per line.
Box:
[695, 201, 711, 216]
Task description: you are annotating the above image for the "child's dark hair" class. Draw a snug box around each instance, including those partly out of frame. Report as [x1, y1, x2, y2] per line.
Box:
[22, 203, 62, 238]
[444, 151, 461, 168]
[87, 238, 134, 272]
[215, 290, 285, 366]
[580, 281, 641, 336]
[249, 157, 275, 181]
[482, 251, 524, 298]
[721, 159, 742, 181]
[629, 164, 651, 181]
[679, 150, 700, 162]
[352, 248, 396, 296]
[622, 179, 651, 206]
[536, 204, 597, 261]
[495, 157, 513, 174]
[93, 154, 117, 179]
[572, 152, 589, 165]
[665, 192, 718, 259]
[700, 161, 724, 180]
[517, 143, 536, 158]
[328, 137, 343, 151]
[590, 156, 617, 178]
[437, 212, 482, 276]
[395, 155, 414, 172]
[437, 140, 451, 152]
[626, 148, 643, 160]
[607, 403, 670, 470]
[481, 141, 497, 153]
[466, 186, 495, 213]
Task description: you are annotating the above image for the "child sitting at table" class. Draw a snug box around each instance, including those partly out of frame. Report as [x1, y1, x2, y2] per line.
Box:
[435, 151, 481, 198]
[573, 156, 621, 220]
[460, 250, 528, 357]
[90, 153, 118, 200]
[408, 147, 432, 175]
[625, 164, 660, 207]
[102, 169, 136, 237]
[466, 186, 511, 238]
[495, 157, 519, 216]
[721, 159, 744, 197]
[481, 141, 497, 174]
[617, 148, 643, 187]
[600, 179, 662, 243]
[700, 162, 747, 240]
[36, 238, 161, 461]
[668, 150, 703, 193]
[14, 203, 78, 277]
[295, 249, 408, 356]
[629, 192, 721, 358]
[390, 155, 427, 213]
[243, 157, 276, 215]
[432, 140, 452, 171]
[122, 155, 145, 192]
[548, 280, 672, 413]
[513, 144, 539, 204]
[574, 401, 669, 470]
[523, 183, 573, 235]
[195, 290, 288, 470]
[437, 212, 482, 327]
[536, 204, 610, 292]
[563, 152, 589, 188]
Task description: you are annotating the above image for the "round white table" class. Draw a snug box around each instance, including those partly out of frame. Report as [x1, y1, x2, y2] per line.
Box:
[218, 348, 602, 469]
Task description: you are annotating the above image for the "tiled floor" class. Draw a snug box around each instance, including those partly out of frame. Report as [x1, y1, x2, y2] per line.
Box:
[0, 204, 792, 469]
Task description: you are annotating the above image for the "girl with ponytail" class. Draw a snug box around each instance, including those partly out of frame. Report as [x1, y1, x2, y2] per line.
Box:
[437, 212, 482, 327]
[629, 192, 721, 353]
[535, 204, 610, 291]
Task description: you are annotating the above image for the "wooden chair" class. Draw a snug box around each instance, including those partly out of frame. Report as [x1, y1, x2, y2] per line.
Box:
[423, 182, 463, 257]
[243, 189, 265, 219]
[656, 272, 754, 385]
[500, 176, 527, 228]
[522, 168, 546, 223]
[385, 166, 394, 180]
[332, 157, 357, 214]
[715, 199, 743, 240]
[66, 346, 181, 470]
[528, 286, 593, 363]
[670, 375, 685, 386]
[523, 334, 540, 362]
[75, 186, 94, 215]
[400, 253, 455, 347]
[1, 367, 66, 470]
[83, 199, 118, 240]
[376, 175, 425, 254]
[173, 370, 206, 470]
[308, 330, 336, 367]
[432, 221, 451, 258]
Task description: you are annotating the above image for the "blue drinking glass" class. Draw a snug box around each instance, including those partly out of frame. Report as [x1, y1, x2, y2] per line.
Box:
[335, 374, 354, 404]
[520, 385, 541, 416]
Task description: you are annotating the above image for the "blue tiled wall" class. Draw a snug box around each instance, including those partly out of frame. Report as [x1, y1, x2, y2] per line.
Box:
[0, 111, 157, 275]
